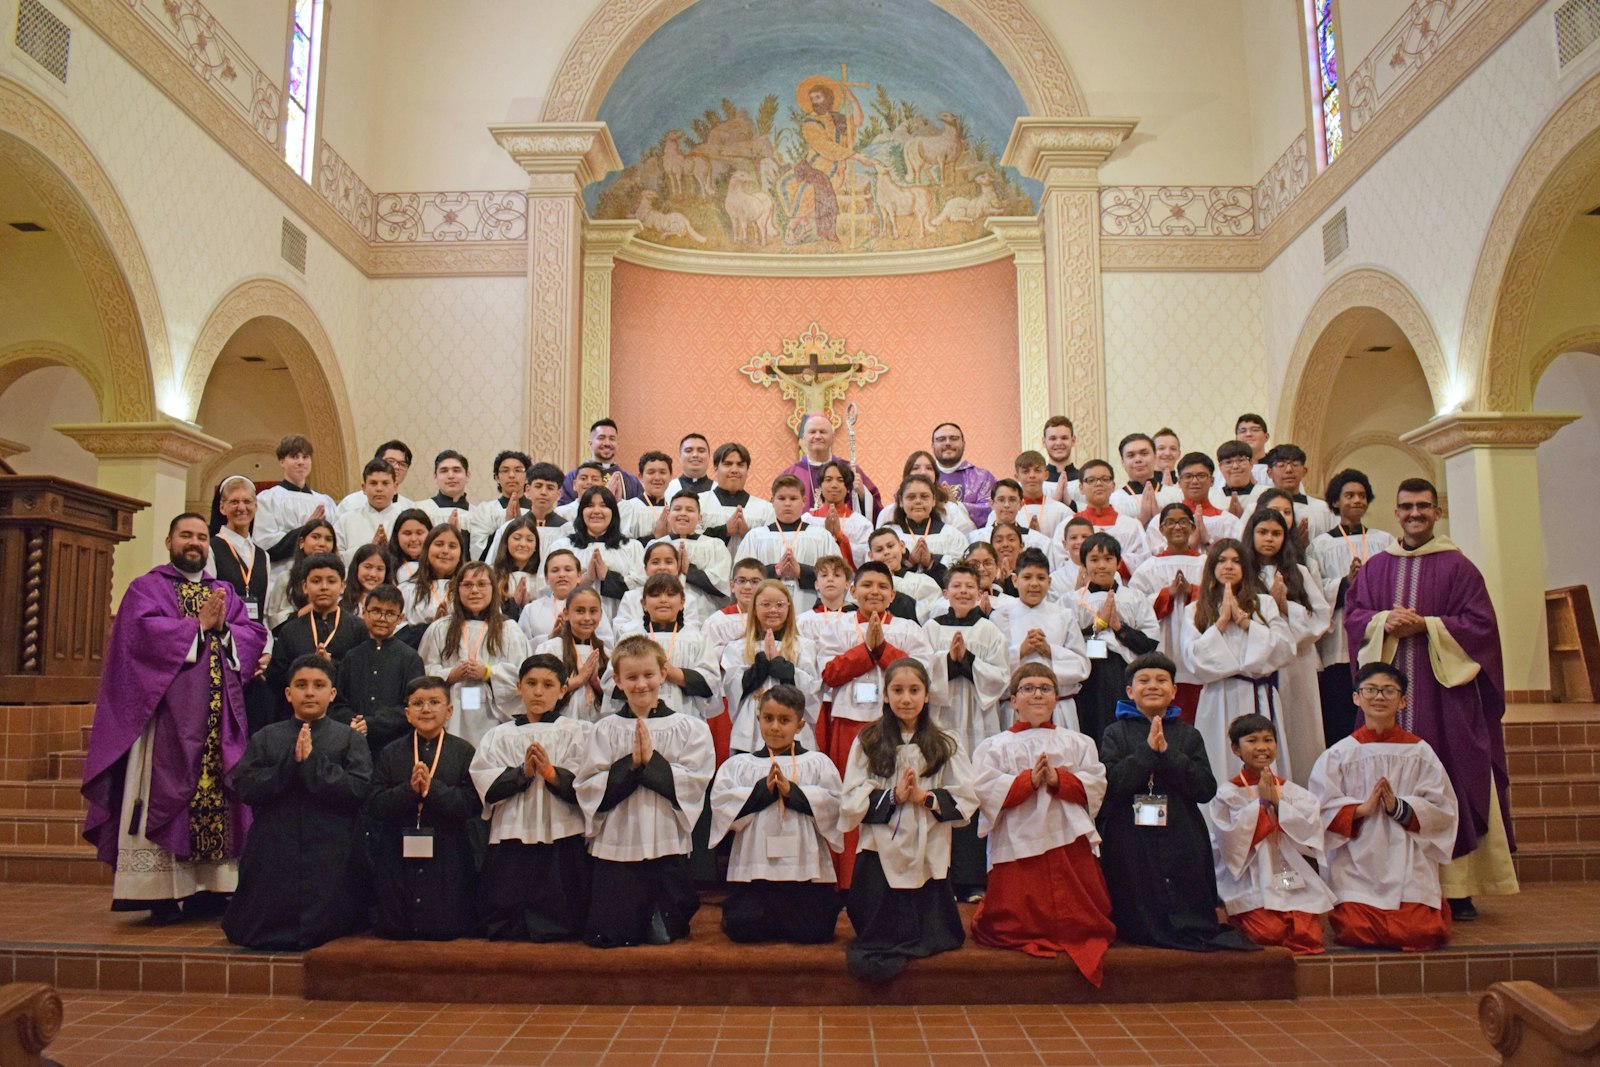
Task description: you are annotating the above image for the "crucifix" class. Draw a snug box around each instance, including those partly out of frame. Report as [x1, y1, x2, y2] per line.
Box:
[738, 321, 889, 434]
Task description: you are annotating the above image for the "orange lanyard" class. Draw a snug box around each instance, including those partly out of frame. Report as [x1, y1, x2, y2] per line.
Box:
[775, 524, 801, 555]
[412, 729, 445, 824]
[906, 516, 934, 538]
[772, 741, 799, 815]
[309, 607, 341, 654]
[1337, 526, 1369, 563]
[429, 580, 448, 613]
[652, 621, 680, 661]
[463, 620, 489, 665]
[223, 536, 254, 589]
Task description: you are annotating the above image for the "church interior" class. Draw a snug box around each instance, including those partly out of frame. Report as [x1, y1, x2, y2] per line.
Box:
[2, 0, 1600, 1062]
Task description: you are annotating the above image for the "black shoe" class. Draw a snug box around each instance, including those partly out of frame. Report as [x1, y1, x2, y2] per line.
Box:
[181, 892, 230, 919]
[1448, 897, 1477, 922]
[146, 901, 183, 926]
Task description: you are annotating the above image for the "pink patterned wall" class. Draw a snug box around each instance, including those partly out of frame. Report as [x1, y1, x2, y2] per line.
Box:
[609, 260, 1021, 494]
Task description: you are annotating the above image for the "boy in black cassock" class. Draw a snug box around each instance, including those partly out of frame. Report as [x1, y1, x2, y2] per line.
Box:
[223, 655, 372, 950]
[331, 584, 425, 755]
[1096, 651, 1255, 952]
[365, 676, 482, 940]
[265, 553, 367, 725]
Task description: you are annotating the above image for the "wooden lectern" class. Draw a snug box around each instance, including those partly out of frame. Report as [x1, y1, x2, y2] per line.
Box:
[0, 476, 145, 703]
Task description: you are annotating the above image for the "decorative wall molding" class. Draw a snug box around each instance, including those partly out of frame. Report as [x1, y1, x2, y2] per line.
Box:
[0, 76, 166, 421]
[1400, 411, 1581, 457]
[316, 140, 374, 240]
[1528, 327, 1600, 397]
[1279, 268, 1451, 463]
[1099, 236, 1260, 272]
[539, 0, 1086, 125]
[128, 0, 281, 146]
[178, 276, 358, 491]
[1346, 0, 1487, 138]
[53, 419, 228, 465]
[614, 233, 1013, 278]
[0, 341, 110, 416]
[1462, 70, 1600, 411]
[1320, 429, 1439, 478]
[373, 190, 527, 244]
[985, 216, 1048, 448]
[579, 218, 642, 437]
[1253, 132, 1310, 233]
[1099, 185, 1255, 237]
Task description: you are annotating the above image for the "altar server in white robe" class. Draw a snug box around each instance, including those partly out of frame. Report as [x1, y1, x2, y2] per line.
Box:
[1072, 459, 1152, 574]
[418, 562, 531, 747]
[601, 574, 720, 722]
[335, 440, 415, 517]
[618, 451, 675, 541]
[466, 450, 533, 560]
[1129, 504, 1207, 721]
[1014, 453, 1073, 541]
[643, 492, 731, 618]
[518, 549, 615, 647]
[708, 684, 842, 943]
[991, 549, 1090, 731]
[1065, 533, 1162, 745]
[876, 450, 975, 534]
[1248, 448, 1336, 543]
[482, 462, 574, 568]
[885, 475, 969, 586]
[400, 525, 465, 631]
[970, 480, 1052, 554]
[839, 657, 977, 983]
[1243, 507, 1332, 786]
[417, 450, 475, 552]
[576, 635, 714, 948]
[1208, 712, 1334, 955]
[550, 485, 646, 622]
[868, 528, 942, 623]
[532, 585, 610, 723]
[1309, 662, 1457, 951]
[720, 580, 820, 753]
[1143, 452, 1242, 556]
[801, 460, 873, 568]
[1179, 539, 1296, 785]
[337, 459, 404, 565]
[616, 541, 711, 637]
[254, 435, 339, 586]
[740, 475, 835, 611]
[470, 654, 593, 941]
[698, 442, 775, 558]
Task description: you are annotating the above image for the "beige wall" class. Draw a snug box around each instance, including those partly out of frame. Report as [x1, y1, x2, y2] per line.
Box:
[1242, 0, 1309, 176]
[204, 0, 290, 88]
[0, 366, 100, 483]
[1535, 353, 1600, 606]
[1336, 0, 1414, 74]
[318, 0, 384, 180]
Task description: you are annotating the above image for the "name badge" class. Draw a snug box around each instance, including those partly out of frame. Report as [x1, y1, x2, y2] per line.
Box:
[1133, 794, 1168, 827]
[1274, 866, 1306, 891]
[402, 828, 435, 859]
[240, 596, 260, 621]
[852, 680, 879, 705]
[1085, 638, 1108, 660]
[460, 685, 483, 712]
[766, 826, 801, 859]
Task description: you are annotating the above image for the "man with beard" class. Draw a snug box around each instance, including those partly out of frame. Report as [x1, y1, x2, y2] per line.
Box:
[930, 422, 997, 527]
[82, 514, 269, 923]
[560, 418, 642, 503]
[781, 412, 883, 519]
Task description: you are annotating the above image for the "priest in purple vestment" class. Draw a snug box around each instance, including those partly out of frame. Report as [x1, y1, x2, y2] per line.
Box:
[1345, 478, 1517, 919]
[931, 422, 997, 526]
[82, 513, 269, 922]
[781, 412, 883, 519]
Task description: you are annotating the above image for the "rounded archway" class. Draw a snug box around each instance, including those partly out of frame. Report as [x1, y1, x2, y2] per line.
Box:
[0, 363, 99, 482]
[1535, 349, 1600, 619]
[182, 278, 359, 497]
[0, 75, 169, 422]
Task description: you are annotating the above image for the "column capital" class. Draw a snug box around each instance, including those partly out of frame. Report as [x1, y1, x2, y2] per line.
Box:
[984, 216, 1045, 262]
[1002, 117, 1138, 190]
[489, 122, 622, 189]
[582, 217, 643, 267]
[53, 420, 229, 465]
[1400, 411, 1581, 458]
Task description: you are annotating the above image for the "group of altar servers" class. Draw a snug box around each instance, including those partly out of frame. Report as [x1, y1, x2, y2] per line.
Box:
[197, 416, 1477, 980]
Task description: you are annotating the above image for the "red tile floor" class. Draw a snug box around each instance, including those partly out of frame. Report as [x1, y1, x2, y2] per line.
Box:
[42, 988, 1600, 1066]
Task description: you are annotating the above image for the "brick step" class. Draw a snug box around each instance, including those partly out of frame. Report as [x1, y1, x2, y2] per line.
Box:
[1504, 720, 1600, 750]
[0, 808, 83, 849]
[48, 750, 85, 780]
[1513, 842, 1600, 884]
[1512, 806, 1600, 846]
[1510, 773, 1600, 811]
[1507, 747, 1600, 778]
[0, 779, 87, 815]
[0, 843, 110, 886]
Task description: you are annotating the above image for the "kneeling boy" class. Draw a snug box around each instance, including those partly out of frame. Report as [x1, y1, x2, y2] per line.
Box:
[709, 684, 843, 942]
[1309, 663, 1457, 950]
[576, 635, 715, 947]
[1208, 713, 1334, 954]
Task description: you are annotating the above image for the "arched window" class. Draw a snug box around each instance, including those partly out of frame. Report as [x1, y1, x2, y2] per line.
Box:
[1306, 0, 1344, 168]
[283, 0, 326, 181]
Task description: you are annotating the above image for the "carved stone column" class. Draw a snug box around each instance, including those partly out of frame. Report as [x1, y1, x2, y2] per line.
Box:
[985, 216, 1049, 450]
[52, 420, 228, 605]
[1402, 411, 1581, 698]
[1002, 118, 1137, 461]
[489, 123, 622, 468]
[579, 218, 643, 437]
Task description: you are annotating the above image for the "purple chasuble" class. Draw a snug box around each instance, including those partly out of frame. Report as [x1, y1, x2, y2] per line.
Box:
[1345, 544, 1511, 859]
[82, 565, 268, 866]
[782, 456, 882, 519]
[937, 462, 997, 526]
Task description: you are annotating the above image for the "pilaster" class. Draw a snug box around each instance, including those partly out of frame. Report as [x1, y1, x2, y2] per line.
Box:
[985, 216, 1048, 449]
[579, 218, 643, 438]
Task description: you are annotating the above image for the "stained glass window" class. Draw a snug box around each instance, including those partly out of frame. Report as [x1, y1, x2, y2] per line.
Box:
[283, 0, 324, 181]
[1309, 0, 1343, 166]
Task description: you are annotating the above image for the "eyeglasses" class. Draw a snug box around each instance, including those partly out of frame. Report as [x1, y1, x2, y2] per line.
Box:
[1179, 472, 1211, 482]
[1161, 517, 1195, 528]
[1014, 684, 1057, 697]
[1356, 685, 1402, 699]
[732, 577, 763, 587]
[1081, 476, 1113, 485]
[364, 607, 402, 620]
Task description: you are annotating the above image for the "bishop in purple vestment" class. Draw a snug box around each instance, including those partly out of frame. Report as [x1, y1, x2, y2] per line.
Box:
[82, 514, 268, 919]
[1345, 480, 1515, 910]
[782, 412, 882, 518]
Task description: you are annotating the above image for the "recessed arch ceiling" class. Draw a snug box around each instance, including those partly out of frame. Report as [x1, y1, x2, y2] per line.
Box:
[585, 0, 1038, 255]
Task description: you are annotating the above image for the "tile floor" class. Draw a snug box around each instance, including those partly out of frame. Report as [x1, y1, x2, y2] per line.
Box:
[41, 989, 1600, 1066]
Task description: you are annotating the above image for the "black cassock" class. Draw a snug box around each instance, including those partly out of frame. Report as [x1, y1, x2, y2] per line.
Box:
[266, 610, 369, 724]
[330, 638, 425, 755]
[1096, 713, 1256, 953]
[366, 732, 482, 940]
[223, 716, 372, 950]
